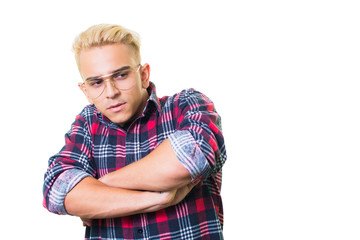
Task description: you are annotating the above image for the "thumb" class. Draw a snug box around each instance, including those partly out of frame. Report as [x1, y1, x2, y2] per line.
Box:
[189, 179, 201, 189]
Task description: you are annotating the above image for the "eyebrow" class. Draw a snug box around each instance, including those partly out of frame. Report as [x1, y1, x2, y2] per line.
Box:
[85, 66, 132, 81]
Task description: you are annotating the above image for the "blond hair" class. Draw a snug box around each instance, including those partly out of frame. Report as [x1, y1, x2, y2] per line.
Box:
[72, 24, 141, 67]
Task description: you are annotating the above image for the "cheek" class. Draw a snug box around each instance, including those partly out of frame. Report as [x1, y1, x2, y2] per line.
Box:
[126, 96, 139, 113]
[126, 86, 142, 103]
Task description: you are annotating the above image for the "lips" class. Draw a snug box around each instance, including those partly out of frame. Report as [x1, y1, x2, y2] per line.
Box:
[107, 102, 126, 112]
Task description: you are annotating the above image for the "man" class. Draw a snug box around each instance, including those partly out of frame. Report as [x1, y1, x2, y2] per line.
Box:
[43, 24, 227, 239]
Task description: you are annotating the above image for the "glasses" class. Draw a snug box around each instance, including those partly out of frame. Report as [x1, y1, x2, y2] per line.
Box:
[82, 64, 141, 99]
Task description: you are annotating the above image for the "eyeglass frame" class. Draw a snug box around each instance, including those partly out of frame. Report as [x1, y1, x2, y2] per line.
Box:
[81, 64, 142, 99]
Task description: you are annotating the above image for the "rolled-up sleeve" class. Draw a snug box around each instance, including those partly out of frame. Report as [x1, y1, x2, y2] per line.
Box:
[169, 130, 212, 181]
[46, 169, 91, 214]
[43, 113, 96, 215]
[168, 89, 227, 181]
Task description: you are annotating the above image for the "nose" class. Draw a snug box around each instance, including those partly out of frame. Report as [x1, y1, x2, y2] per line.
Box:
[103, 79, 120, 98]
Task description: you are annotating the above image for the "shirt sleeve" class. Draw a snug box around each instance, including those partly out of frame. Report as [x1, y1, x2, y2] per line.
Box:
[168, 89, 227, 181]
[43, 113, 96, 215]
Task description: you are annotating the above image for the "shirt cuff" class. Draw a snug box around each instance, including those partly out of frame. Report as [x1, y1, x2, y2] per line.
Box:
[47, 169, 91, 215]
[168, 130, 211, 181]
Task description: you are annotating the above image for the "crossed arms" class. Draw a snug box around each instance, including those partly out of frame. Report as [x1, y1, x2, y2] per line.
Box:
[43, 89, 226, 222]
[64, 139, 194, 220]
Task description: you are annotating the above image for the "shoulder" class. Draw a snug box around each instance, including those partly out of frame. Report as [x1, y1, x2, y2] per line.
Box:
[75, 104, 98, 123]
[173, 88, 214, 110]
[158, 88, 215, 119]
[78, 104, 97, 118]
[70, 104, 99, 134]
[161, 88, 212, 105]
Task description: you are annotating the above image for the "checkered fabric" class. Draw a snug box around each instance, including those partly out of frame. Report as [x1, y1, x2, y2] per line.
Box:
[43, 82, 227, 239]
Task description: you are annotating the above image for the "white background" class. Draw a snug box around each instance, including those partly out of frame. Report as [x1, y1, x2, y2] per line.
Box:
[1, 0, 359, 239]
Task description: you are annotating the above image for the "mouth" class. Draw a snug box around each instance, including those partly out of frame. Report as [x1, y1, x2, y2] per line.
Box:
[107, 102, 126, 112]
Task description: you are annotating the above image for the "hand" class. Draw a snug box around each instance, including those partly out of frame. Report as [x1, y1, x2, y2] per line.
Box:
[168, 180, 201, 206]
[154, 180, 200, 209]
[78, 180, 200, 225]
[81, 217, 92, 227]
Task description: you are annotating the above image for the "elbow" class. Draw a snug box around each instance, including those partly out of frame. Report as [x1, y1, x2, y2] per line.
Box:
[63, 192, 77, 216]
[43, 187, 69, 215]
[63, 180, 93, 218]
[43, 197, 68, 215]
[63, 176, 110, 219]
[64, 191, 97, 219]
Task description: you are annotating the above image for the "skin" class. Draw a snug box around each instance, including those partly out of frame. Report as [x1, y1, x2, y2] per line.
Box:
[64, 43, 194, 226]
[78, 43, 150, 127]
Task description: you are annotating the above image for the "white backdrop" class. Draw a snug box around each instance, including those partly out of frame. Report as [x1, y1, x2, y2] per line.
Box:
[1, 0, 359, 239]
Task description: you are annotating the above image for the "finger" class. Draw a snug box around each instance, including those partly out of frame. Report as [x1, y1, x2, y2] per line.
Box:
[83, 221, 92, 227]
[185, 180, 200, 192]
[81, 218, 92, 227]
[194, 180, 201, 185]
[190, 180, 201, 188]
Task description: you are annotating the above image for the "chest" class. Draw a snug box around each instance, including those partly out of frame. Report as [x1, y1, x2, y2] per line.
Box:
[91, 113, 176, 177]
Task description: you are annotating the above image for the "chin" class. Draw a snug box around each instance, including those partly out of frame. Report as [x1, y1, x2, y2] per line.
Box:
[109, 113, 132, 127]
[110, 117, 128, 127]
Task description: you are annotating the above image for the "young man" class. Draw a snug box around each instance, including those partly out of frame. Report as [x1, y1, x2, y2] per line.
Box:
[43, 24, 227, 239]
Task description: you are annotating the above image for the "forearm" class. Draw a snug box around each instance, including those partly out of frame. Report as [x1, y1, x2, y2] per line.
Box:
[100, 139, 191, 192]
[64, 176, 170, 219]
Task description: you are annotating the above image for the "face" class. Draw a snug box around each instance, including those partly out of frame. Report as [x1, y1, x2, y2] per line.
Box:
[78, 44, 150, 127]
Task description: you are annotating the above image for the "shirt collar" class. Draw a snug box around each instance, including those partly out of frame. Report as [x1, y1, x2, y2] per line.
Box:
[146, 81, 161, 113]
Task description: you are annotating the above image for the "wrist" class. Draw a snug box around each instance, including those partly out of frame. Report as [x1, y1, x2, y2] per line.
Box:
[136, 191, 172, 213]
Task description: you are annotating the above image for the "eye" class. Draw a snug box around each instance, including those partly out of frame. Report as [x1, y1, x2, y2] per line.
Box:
[87, 79, 104, 87]
[113, 71, 129, 81]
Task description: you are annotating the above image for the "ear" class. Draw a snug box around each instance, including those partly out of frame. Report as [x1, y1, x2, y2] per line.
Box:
[78, 83, 94, 104]
[140, 63, 150, 89]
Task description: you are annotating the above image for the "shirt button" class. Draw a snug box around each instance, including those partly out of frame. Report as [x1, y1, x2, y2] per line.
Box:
[137, 229, 143, 234]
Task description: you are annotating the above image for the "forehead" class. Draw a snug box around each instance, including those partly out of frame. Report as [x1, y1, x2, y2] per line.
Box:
[78, 44, 137, 78]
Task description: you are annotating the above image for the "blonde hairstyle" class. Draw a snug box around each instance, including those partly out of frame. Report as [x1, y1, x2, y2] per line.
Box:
[72, 24, 141, 67]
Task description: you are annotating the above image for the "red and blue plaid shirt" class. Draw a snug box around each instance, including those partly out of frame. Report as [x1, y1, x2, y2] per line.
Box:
[43, 82, 227, 239]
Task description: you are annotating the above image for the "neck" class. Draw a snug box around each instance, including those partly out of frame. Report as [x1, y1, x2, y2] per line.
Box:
[121, 89, 150, 128]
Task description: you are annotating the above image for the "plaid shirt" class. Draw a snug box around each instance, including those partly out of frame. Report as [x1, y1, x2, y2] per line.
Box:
[43, 82, 227, 240]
